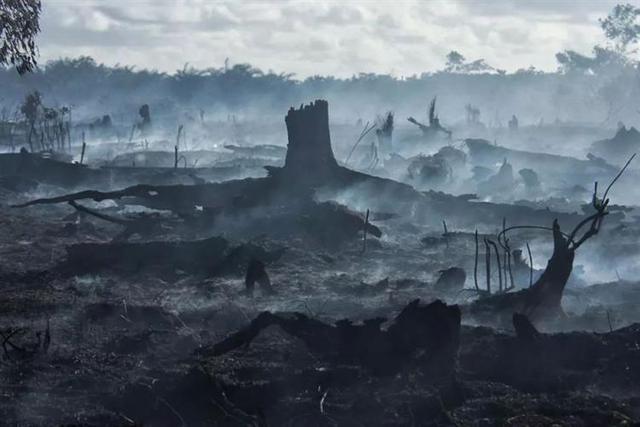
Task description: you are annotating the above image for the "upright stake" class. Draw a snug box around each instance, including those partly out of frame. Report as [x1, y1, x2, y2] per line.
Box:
[474, 229, 479, 291]
[174, 145, 179, 169]
[66, 122, 71, 152]
[80, 132, 86, 165]
[176, 124, 184, 149]
[362, 209, 370, 254]
[443, 220, 449, 248]
[502, 218, 509, 287]
[484, 238, 491, 294]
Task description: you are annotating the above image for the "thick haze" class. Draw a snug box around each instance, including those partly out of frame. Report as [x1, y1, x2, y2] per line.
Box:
[39, 0, 620, 78]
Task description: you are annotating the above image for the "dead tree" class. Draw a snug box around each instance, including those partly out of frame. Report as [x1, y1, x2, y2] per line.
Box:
[407, 97, 452, 140]
[375, 111, 394, 155]
[469, 154, 635, 323]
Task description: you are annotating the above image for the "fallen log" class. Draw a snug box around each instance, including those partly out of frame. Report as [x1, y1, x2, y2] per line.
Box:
[201, 299, 461, 378]
[14, 100, 594, 233]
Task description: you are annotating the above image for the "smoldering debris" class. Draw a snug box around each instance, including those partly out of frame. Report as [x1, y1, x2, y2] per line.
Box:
[1, 96, 640, 426]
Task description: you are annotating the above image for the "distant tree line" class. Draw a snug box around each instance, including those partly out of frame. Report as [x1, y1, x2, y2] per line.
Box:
[0, 2, 638, 126]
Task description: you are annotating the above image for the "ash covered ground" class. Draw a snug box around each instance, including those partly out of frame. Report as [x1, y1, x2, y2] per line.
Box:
[4, 4, 640, 422]
[1, 96, 640, 427]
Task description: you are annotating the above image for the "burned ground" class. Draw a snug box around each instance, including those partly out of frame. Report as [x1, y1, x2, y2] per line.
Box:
[0, 99, 640, 427]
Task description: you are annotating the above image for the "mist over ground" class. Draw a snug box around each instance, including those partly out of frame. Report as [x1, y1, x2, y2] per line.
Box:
[2, 2, 640, 425]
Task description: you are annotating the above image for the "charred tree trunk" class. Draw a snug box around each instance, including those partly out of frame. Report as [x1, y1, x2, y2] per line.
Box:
[469, 221, 575, 324]
[521, 220, 574, 318]
[468, 152, 637, 325]
[282, 100, 338, 184]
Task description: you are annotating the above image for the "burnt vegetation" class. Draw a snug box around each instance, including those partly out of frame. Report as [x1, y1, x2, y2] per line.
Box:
[2, 2, 640, 426]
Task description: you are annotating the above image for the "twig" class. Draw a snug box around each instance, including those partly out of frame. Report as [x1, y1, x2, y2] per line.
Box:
[157, 397, 186, 427]
[345, 122, 376, 165]
[498, 225, 573, 245]
[320, 388, 329, 414]
[602, 153, 636, 202]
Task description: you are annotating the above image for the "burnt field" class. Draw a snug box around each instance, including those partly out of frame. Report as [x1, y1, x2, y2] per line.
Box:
[0, 97, 639, 426]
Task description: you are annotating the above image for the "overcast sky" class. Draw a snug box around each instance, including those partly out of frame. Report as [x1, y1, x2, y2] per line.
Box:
[38, 0, 623, 78]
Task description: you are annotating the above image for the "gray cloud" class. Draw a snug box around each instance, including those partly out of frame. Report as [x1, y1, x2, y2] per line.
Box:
[37, 0, 619, 77]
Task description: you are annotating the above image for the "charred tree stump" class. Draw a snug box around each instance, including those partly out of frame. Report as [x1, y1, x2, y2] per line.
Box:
[469, 219, 588, 324]
[244, 258, 273, 295]
[513, 312, 540, 341]
[282, 100, 339, 184]
[520, 220, 573, 318]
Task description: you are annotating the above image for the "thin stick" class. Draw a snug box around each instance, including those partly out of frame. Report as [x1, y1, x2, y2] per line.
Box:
[345, 122, 376, 165]
[503, 243, 508, 287]
[501, 218, 514, 290]
[506, 249, 514, 290]
[129, 124, 136, 142]
[176, 124, 184, 149]
[474, 229, 479, 291]
[362, 209, 370, 254]
[502, 218, 508, 283]
[484, 238, 491, 294]
[526, 242, 533, 287]
[443, 220, 449, 248]
[80, 132, 86, 165]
